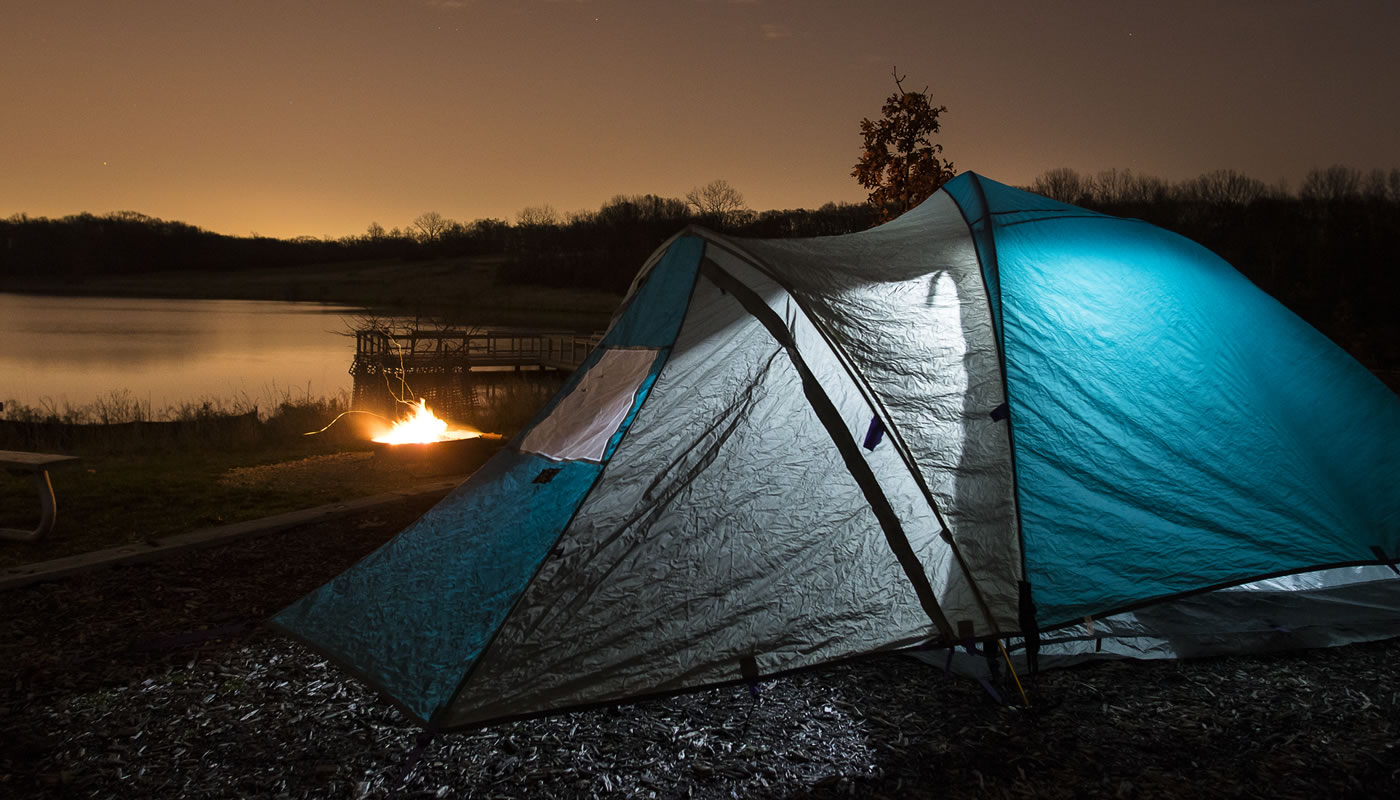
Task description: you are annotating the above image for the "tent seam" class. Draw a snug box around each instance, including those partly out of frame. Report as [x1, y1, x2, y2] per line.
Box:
[697, 234, 954, 527]
[699, 227, 1005, 635]
[948, 173, 1031, 597]
[698, 257, 956, 641]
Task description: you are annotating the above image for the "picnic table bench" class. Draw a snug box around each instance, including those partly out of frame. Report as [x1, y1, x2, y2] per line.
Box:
[1, 450, 82, 542]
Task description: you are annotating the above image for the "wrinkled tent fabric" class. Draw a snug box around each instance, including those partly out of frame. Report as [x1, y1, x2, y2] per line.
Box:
[274, 173, 1400, 728]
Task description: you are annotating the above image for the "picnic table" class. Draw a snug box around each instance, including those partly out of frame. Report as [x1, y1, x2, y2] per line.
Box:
[1, 450, 82, 542]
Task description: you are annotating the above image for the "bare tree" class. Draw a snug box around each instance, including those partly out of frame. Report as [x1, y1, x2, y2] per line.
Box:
[1084, 168, 1167, 205]
[516, 205, 559, 227]
[685, 179, 749, 226]
[410, 211, 452, 242]
[106, 210, 155, 224]
[1031, 168, 1088, 203]
[1302, 165, 1362, 202]
[1089, 168, 1134, 204]
[1178, 169, 1267, 205]
[1126, 172, 1169, 204]
[1362, 168, 1391, 200]
[598, 194, 690, 225]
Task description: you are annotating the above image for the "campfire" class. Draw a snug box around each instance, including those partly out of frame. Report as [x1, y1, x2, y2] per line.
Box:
[371, 399, 501, 474]
[372, 398, 481, 445]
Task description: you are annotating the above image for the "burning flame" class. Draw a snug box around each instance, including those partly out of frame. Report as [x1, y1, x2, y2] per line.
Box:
[372, 399, 480, 445]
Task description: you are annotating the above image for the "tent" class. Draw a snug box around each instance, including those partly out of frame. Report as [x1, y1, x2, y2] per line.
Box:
[273, 173, 1400, 729]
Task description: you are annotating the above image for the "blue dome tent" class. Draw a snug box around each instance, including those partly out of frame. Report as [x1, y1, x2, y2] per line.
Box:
[274, 174, 1400, 729]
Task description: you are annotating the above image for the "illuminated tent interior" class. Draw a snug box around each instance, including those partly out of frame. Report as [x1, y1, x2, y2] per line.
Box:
[273, 173, 1400, 728]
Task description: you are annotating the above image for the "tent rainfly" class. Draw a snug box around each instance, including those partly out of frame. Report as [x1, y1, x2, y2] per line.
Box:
[273, 173, 1400, 729]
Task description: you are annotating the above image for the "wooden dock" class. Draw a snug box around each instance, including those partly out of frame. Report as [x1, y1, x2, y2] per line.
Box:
[351, 328, 601, 377]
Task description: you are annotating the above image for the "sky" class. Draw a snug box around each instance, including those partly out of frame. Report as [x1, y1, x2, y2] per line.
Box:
[3, 0, 1398, 240]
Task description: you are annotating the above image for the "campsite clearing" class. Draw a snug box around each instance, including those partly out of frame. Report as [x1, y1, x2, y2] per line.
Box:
[1, 497, 1395, 798]
[0, 447, 431, 570]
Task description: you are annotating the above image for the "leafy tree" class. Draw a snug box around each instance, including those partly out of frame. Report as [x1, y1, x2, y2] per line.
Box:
[852, 70, 956, 222]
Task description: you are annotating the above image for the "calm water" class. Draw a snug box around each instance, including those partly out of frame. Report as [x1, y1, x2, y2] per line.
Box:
[0, 293, 363, 412]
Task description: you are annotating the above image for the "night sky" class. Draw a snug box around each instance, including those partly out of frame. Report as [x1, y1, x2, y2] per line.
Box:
[4, 0, 1397, 240]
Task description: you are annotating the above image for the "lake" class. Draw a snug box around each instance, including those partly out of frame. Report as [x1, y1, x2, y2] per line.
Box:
[0, 293, 364, 413]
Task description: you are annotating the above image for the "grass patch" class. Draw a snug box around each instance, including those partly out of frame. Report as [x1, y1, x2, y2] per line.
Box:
[0, 430, 415, 570]
[0, 388, 540, 569]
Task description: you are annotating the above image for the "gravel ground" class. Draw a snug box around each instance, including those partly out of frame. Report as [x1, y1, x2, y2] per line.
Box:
[2, 496, 1397, 799]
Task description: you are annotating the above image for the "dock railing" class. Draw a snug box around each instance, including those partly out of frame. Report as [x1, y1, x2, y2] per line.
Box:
[353, 328, 602, 375]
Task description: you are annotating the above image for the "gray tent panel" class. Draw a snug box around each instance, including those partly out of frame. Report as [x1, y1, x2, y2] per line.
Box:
[735, 193, 1019, 630]
[698, 244, 999, 633]
[446, 272, 944, 725]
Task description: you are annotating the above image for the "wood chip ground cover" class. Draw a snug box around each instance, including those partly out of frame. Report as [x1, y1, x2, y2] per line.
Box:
[2, 498, 1396, 798]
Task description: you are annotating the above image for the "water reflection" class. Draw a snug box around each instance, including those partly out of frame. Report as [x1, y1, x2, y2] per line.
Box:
[0, 293, 362, 410]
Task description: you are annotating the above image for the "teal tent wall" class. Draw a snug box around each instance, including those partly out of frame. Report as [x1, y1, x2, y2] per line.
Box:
[945, 174, 1400, 627]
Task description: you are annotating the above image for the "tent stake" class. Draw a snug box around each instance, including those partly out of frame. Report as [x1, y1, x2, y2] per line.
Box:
[997, 640, 1030, 708]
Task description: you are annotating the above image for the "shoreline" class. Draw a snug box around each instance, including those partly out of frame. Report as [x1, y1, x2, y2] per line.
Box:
[1, 253, 620, 331]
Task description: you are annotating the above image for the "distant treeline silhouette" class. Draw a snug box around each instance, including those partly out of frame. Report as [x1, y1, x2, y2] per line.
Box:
[0, 211, 349, 280]
[1032, 166, 1399, 374]
[2, 165, 1396, 372]
[0, 196, 872, 293]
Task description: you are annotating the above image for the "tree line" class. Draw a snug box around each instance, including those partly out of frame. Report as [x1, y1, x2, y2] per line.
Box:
[0, 181, 871, 295]
[1, 167, 1395, 372]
